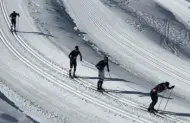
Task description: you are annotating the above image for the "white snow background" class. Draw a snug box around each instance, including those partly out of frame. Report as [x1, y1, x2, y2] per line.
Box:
[0, 0, 190, 123]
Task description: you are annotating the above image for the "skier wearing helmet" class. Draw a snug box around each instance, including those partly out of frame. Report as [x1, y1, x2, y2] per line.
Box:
[68, 46, 82, 78]
[96, 56, 110, 90]
[9, 11, 20, 32]
[148, 82, 175, 112]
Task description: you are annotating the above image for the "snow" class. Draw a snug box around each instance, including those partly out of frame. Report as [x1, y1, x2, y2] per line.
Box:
[63, 0, 190, 98]
[153, 0, 190, 30]
[0, 88, 37, 123]
[0, 0, 190, 123]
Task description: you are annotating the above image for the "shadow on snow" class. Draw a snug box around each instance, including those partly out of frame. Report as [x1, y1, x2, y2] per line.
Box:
[104, 89, 172, 99]
[16, 30, 54, 37]
[77, 76, 132, 83]
[159, 110, 190, 117]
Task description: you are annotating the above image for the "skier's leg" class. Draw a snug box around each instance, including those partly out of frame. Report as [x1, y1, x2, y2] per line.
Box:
[73, 61, 77, 77]
[148, 91, 158, 111]
[69, 60, 73, 76]
[99, 79, 103, 89]
[152, 95, 158, 112]
[97, 80, 101, 90]
[14, 23, 16, 31]
[97, 70, 101, 90]
[10, 19, 13, 31]
[11, 25, 13, 31]
[13, 19, 16, 31]
[99, 70, 104, 89]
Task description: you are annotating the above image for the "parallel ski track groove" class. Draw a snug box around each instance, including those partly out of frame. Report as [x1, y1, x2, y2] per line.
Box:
[64, 0, 190, 122]
[0, 30, 150, 123]
[0, 0, 188, 123]
[67, 0, 190, 85]
[0, 1, 152, 123]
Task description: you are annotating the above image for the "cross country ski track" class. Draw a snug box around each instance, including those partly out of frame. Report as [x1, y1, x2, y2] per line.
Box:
[0, 0, 189, 123]
[65, 0, 190, 86]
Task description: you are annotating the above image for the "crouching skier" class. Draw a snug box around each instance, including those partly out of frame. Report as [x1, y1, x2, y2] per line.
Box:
[148, 82, 175, 112]
[96, 56, 110, 91]
[68, 46, 82, 78]
[9, 11, 20, 32]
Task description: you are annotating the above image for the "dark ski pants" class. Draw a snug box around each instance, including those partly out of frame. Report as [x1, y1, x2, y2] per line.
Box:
[69, 60, 77, 75]
[97, 80, 103, 90]
[97, 70, 104, 90]
[11, 19, 16, 30]
[148, 90, 158, 110]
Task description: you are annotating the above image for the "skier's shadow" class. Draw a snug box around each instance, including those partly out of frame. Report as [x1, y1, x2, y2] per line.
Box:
[159, 110, 190, 117]
[16, 30, 54, 37]
[77, 76, 132, 83]
[104, 89, 172, 99]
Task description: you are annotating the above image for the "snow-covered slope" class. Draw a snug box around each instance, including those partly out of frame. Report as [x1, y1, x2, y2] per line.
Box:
[153, 0, 190, 30]
[0, 88, 37, 123]
[0, 0, 190, 123]
[63, 0, 190, 98]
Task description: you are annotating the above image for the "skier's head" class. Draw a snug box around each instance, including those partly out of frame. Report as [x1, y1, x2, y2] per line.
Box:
[165, 82, 170, 87]
[104, 56, 108, 62]
[75, 46, 79, 50]
[13, 11, 16, 13]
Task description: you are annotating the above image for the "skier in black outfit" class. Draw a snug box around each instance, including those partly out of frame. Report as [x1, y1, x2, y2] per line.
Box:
[96, 56, 110, 90]
[148, 82, 175, 112]
[9, 11, 20, 32]
[68, 46, 82, 77]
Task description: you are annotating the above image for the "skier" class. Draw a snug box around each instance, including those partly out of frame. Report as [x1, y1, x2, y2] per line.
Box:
[148, 82, 175, 112]
[9, 11, 20, 32]
[68, 46, 82, 78]
[96, 56, 110, 90]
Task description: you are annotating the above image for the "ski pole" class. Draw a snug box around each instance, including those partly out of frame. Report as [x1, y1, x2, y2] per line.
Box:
[17, 16, 19, 31]
[163, 89, 173, 111]
[107, 69, 111, 78]
[157, 91, 166, 111]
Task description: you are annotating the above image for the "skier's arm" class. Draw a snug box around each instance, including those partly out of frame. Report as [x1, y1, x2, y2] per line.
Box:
[9, 13, 12, 18]
[68, 51, 72, 59]
[17, 13, 20, 17]
[107, 62, 110, 72]
[96, 62, 100, 70]
[79, 51, 82, 61]
[168, 85, 175, 90]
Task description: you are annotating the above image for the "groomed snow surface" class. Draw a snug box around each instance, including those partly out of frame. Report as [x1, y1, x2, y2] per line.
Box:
[0, 0, 190, 123]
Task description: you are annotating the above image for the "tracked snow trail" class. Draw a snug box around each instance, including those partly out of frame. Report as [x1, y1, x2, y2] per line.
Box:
[63, 0, 190, 99]
[1, 0, 190, 123]
[0, 0, 158, 123]
[0, 1, 163, 122]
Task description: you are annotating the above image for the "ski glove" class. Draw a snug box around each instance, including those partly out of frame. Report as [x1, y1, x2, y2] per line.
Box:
[171, 85, 175, 89]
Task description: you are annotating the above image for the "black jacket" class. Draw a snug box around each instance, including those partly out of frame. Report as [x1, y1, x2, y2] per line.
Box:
[9, 12, 20, 20]
[69, 50, 82, 61]
[96, 60, 109, 71]
[152, 82, 174, 93]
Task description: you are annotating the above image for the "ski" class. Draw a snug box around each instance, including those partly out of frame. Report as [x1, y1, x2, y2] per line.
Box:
[157, 110, 176, 115]
[69, 75, 73, 79]
[10, 29, 17, 35]
[97, 88, 105, 93]
[148, 110, 166, 118]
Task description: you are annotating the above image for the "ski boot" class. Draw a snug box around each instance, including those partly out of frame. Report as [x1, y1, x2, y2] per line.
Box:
[73, 73, 77, 78]
[69, 70, 72, 78]
[148, 107, 157, 113]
